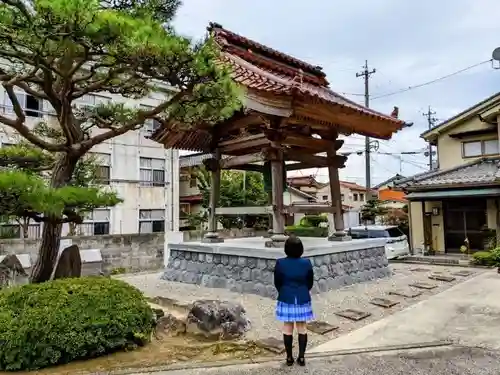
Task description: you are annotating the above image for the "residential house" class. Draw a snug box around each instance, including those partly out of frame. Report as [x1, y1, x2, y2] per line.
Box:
[0, 87, 180, 238]
[373, 174, 408, 209]
[287, 175, 368, 227]
[397, 92, 500, 253]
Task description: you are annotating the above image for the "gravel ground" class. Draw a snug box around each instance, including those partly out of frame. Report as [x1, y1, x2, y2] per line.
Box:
[137, 346, 500, 375]
[119, 264, 484, 349]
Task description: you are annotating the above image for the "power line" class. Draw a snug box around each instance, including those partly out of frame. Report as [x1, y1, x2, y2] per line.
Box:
[370, 59, 493, 100]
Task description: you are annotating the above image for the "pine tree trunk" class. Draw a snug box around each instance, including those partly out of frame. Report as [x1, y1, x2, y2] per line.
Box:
[30, 154, 79, 283]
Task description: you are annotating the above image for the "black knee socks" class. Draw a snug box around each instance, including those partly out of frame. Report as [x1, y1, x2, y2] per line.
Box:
[298, 333, 308, 359]
[283, 334, 294, 361]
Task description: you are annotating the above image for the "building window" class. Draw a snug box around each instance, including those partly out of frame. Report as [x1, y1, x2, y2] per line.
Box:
[140, 157, 165, 186]
[139, 209, 165, 233]
[322, 195, 328, 201]
[353, 193, 358, 201]
[463, 139, 499, 158]
[360, 193, 365, 201]
[89, 152, 111, 185]
[180, 203, 190, 219]
[74, 94, 111, 107]
[4, 91, 43, 117]
[189, 174, 198, 188]
[341, 194, 345, 201]
[79, 209, 110, 236]
[140, 104, 161, 135]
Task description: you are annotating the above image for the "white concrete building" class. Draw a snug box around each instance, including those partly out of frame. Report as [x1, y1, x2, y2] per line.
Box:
[0, 87, 180, 238]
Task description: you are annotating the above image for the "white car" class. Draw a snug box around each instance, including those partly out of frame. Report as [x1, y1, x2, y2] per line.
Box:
[347, 225, 410, 260]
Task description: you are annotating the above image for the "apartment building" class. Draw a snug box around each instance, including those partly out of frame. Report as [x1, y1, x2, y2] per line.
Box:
[0, 87, 180, 238]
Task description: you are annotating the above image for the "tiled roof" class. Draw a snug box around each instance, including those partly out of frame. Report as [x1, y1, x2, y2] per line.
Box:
[398, 157, 500, 189]
[372, 174, 406, 189]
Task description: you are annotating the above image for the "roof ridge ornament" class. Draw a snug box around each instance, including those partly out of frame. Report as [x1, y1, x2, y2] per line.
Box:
[290, 69, 304, 89]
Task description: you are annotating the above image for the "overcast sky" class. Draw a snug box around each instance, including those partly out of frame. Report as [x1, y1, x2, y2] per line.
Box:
[173, 0, 500, 186]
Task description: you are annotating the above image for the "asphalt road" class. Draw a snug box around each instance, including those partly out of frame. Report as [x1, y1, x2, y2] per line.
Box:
[139, 346, 500, 375]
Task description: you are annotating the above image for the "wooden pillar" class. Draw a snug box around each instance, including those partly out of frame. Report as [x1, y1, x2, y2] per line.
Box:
[203, 149, 223, 243]
[266, 149, 287, 247]
[327, 150, 350, 241]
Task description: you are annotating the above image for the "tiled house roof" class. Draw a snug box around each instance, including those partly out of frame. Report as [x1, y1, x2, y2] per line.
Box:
[397, 157, 500, 190]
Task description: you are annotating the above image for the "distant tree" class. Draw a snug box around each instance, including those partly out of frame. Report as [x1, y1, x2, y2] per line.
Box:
[361, 199, 388, 223]
[0, 0, 240, 282]
[196, 167, 268, 229]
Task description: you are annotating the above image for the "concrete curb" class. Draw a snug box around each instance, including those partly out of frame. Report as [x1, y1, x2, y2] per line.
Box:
[110, 340, 452, 375]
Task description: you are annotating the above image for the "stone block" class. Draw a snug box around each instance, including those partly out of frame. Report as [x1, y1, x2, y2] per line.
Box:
[185, 252, 192, 261]
[307, 321, 339, 335]
[410, 282, 438, 290]
[247, 258, 257, 269]
[389, 289, 422, 298]
[429, 274, 456, 282]
[213, 254, 221, 264]
[241, 267, 252, 281]
[237, 257, 247, 267]
[452, 270, 474, 277]
[335, 309, 371, 321]
[255, 337, 290, 354]
[318, 279, 328, 292]
[370, 297, 399, 308]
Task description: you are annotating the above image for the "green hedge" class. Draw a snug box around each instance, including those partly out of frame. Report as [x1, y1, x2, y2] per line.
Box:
[299, 215, 328, 228]
[0, 277, 154, 371]
[286, 225, 328, 237]
[472, 248, 500, 266]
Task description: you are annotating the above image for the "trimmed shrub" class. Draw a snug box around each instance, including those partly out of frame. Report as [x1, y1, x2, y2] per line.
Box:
[0, 277, 154, 371]
[286, 225, 328, 237]
[299, 215, 328, 228]
[472, 251, 496, 266]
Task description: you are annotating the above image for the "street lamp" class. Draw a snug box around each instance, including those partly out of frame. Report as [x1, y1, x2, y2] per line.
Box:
[492, 47, 500, 69]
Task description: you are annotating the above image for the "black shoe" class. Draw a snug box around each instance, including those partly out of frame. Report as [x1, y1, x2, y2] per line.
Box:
[297, 333, 308, 366]
[283, 334, 294, 366]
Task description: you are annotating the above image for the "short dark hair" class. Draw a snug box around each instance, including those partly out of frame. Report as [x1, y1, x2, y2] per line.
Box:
[284, 235, 304, 258]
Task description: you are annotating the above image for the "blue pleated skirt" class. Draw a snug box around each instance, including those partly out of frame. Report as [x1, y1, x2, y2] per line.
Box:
[275, 300, 314, 322]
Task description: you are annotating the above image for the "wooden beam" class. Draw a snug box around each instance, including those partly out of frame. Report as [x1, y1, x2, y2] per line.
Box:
[231, 164, 264, 173]
[215, 206, 273, 215]
[220, 153, 265, 169]
[283, 205, 337, 214]
[218, 134, 270, 153]
[282, 134, 344, 152]
[284, 149, 347, 168]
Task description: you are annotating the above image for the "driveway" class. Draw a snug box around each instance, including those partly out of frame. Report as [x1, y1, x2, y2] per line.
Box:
[311, 270, 500, 353]
[133, 345, 500, 375]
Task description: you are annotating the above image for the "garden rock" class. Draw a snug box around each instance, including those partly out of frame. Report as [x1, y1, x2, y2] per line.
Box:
[155, 313, 187, 338]
[53, 245, 82, 279]
[186, 300, 251, 340]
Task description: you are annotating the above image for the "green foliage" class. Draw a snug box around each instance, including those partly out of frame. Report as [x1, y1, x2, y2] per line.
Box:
[299, 215, 328, 228]
[361, 199, 388, 223]
[286, 225, 328, 238]
[0, 277, 154, 371]
[381, 208, 409, 236]
[471, 251, 496, 266]
[196, 167, 268, 228]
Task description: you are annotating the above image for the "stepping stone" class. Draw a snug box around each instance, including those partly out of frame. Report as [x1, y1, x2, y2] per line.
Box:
[410, 282, 438, 290]
[307, 321, 339, 335]
[429, 274, 456, 282]
[335, 309, 371, 321]
[452, 270, 474, 277]
[411, 267, 430, 272]
[389, 289, 422, 298]
[370, 297, 400, 308]
[255, 337, 291, 354]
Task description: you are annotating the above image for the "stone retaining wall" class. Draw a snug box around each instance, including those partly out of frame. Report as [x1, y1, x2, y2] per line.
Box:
[163, 245, 390, 299]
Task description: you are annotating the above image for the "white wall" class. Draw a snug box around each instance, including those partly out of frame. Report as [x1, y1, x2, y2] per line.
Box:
[0, 87, 180, 236]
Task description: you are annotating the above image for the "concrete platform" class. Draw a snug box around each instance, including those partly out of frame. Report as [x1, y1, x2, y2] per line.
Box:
[162, 237, 391, 298]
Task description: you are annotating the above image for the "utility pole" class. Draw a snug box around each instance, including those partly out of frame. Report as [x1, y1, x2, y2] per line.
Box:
[423, 106, 438, 170]
[356, 60, 376, 198]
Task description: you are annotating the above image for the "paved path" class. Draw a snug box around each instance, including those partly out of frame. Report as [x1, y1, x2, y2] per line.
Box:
[311, 270, 500, 353]
[133, 346, 500, 375]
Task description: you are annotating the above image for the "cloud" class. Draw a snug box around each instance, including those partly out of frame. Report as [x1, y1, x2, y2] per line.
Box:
[174, 0, 500, 185]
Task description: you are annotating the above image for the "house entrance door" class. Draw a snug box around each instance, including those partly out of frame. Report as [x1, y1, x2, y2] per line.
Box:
[443, 198, 487, 252]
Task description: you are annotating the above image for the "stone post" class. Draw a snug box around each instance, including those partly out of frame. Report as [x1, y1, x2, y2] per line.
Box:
[203, 149, 223, 243]
[327, 150, 351, 241]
